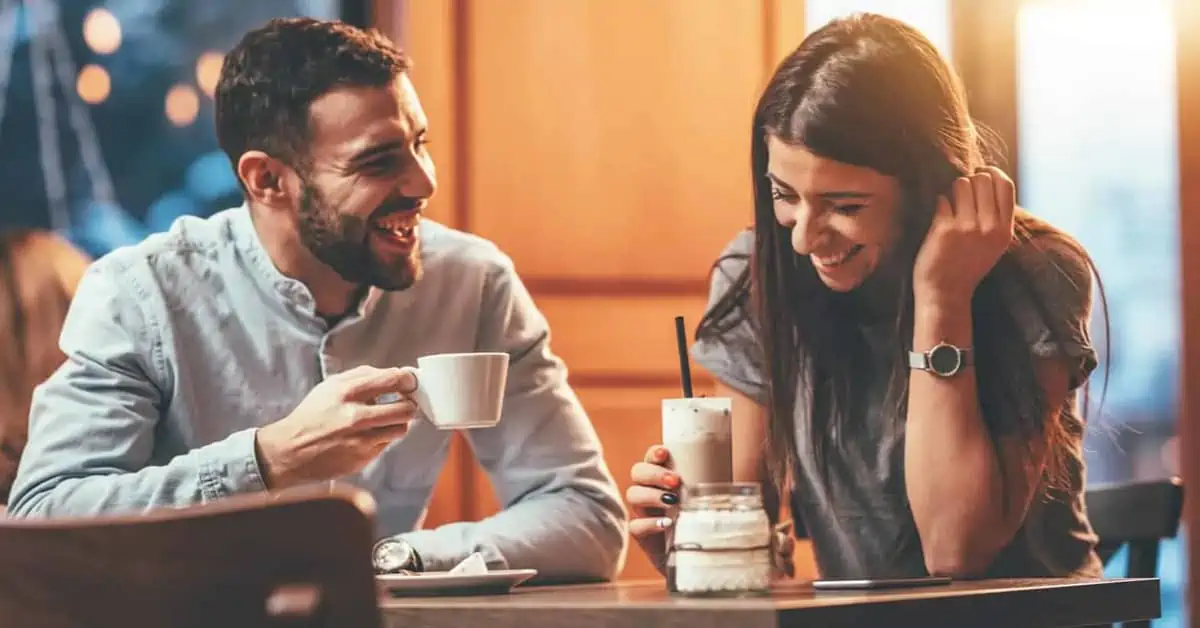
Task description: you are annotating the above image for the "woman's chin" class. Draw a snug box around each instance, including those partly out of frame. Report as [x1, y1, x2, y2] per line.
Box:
[814, 268, 867, 292]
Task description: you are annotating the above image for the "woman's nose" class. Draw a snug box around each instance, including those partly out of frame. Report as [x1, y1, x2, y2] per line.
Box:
[788, 204, 823, 255]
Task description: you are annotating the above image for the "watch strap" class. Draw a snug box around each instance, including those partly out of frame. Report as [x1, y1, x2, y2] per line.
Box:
[908, 343, 973, 375]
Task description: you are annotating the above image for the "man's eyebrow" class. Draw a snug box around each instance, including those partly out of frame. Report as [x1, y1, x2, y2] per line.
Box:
[347, 127, 428, 164]
[348, 140, 405, 164]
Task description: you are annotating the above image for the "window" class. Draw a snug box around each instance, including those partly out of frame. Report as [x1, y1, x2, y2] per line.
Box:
[0, 0, 362, 257]
[1016, 1, 1182, 625]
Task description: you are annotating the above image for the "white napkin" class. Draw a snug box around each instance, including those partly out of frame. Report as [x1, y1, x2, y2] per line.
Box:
[447, 552, 488, 575]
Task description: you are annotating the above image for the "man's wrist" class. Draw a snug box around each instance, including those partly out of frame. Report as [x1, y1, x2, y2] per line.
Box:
[372, 536, 425, 574]
[253, 423, 291, 490]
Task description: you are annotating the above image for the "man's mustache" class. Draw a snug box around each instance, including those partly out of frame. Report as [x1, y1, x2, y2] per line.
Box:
[374, 197, 426, 217]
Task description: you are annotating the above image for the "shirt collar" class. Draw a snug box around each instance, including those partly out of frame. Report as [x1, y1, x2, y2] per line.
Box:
[228, 203, 385, 326]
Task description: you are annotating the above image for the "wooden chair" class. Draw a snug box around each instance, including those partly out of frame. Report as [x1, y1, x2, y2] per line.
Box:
[0, 484, 382, 628]
[1085, 476, 1184, 628]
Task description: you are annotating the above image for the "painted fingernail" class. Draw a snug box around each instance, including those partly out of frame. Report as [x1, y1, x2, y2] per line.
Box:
[661, 492, 679, 505]
[663, 473, 680, 489]
[654, 447, 668, 461]
[656, 517, 674, 529]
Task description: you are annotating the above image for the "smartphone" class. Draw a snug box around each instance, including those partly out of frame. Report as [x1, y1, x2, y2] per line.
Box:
[812, 576, 952, 590]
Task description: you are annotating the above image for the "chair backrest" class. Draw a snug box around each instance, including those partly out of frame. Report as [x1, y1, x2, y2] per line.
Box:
[1085, 476, 1184, 572]
[1084, 476, 1183, 628]
[0, 484, 382, 628]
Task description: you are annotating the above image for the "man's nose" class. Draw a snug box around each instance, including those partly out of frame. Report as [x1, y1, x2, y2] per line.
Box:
[397, 154, 436, 200]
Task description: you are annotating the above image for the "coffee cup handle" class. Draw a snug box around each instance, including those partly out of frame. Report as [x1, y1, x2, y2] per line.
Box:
[396, 366, 433, 424]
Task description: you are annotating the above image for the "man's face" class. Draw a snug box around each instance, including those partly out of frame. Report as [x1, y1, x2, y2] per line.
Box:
[291, 74, 435, 291]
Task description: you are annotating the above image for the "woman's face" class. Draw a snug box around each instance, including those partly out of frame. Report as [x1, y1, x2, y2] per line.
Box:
[766, 135, 904, 292]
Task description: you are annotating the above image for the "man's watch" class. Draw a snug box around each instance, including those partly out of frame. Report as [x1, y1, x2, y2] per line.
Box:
[371, 536, 424, 574]
[908, 342, 973, 377]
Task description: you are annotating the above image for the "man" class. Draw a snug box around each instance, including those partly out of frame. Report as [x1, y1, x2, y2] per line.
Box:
[7, 17, 628, 581]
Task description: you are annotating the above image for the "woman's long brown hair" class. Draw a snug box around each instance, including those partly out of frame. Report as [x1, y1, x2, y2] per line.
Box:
[0, 229, 89, 503]
[697, 14, 1109, 510]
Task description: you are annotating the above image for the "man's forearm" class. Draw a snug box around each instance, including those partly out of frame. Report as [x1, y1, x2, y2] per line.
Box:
[7, 427, 267, 518]
[398, 488, 628, 581]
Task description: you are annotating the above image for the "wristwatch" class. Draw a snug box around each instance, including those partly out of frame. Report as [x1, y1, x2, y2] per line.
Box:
[371, 536, 424, 574]
[908, 342, 973, 377]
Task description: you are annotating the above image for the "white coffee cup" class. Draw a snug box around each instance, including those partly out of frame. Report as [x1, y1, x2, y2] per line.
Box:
[661, 397, 734, 486]
[389, 352, 510, 430]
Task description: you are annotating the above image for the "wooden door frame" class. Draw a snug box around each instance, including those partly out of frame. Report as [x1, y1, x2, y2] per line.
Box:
[1177, 0, 1200, 625]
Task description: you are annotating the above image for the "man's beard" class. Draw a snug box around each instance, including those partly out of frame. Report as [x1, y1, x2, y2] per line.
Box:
[296, 182, 422, 291]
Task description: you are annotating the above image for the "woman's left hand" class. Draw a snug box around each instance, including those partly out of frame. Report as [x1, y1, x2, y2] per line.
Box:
[912, 167, 1016, 304]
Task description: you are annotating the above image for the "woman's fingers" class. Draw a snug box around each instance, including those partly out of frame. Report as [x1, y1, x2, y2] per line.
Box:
[629, 516, 674, 539]
[630, 462, 680, 490]
[625, 484, 679, 513]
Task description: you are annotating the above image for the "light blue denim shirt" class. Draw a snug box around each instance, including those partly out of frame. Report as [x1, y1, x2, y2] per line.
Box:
[7, 204, 628, 580]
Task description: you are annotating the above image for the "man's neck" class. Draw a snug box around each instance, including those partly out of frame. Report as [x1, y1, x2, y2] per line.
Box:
[248, 205, 364, 318]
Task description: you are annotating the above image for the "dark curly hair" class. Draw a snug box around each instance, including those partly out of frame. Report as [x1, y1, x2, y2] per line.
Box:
[214, 17, 411, 176]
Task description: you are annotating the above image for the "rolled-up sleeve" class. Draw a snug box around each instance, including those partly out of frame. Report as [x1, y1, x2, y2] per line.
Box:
[395, 258, 628, 581]
[1004, 235, 1099, 391]
[6, 261, 266, 518]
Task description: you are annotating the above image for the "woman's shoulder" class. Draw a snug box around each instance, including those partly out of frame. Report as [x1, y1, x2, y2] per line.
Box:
[706, 227, 754, 294]
[1008, 210, 1095, 304]
[713, 226, 754, 267]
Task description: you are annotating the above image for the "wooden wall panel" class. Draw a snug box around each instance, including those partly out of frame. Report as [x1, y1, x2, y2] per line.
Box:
[384, 0, 808, 581]
[462, 0, 763, 281]
[766, 0, 811, 69]
[537, 295, 711, 384]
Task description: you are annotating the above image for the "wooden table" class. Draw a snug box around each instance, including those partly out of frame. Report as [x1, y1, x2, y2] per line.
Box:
[380, 578, 1160, 628]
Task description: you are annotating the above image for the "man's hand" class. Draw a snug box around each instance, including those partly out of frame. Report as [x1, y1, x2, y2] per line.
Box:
[255, 365, 418, 489]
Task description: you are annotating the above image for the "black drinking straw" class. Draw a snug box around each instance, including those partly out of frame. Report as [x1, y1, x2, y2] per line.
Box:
[674, 316, 694, 398]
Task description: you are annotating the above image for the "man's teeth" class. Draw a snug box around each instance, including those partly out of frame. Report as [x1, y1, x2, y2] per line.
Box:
[376, 221, 415, 237]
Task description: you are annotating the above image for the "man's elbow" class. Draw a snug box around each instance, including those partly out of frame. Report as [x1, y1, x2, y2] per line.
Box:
[4, 483, 50, 519]
[576, 509, 630, 582]
[548, 497, 629, 583]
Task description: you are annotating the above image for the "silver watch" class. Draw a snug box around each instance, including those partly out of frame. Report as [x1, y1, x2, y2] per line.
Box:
[908, 342, 973, 377]
[372, 536, 424, 574]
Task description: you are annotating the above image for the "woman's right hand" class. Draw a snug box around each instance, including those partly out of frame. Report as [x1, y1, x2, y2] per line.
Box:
[626, 445, 683, 575]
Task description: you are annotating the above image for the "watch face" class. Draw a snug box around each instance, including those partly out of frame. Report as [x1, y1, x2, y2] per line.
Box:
[373, 539, 414, 574]
[928, 344, 962, 376]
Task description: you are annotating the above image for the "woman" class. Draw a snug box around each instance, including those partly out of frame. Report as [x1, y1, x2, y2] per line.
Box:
[0, 229, 89, 506]
[627, 13, 1104, 579]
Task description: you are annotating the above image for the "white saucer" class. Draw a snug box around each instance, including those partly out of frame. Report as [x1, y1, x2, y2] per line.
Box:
[376, 569, 538, 596]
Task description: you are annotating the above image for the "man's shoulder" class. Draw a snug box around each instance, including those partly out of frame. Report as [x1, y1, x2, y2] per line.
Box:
[89, 208, 241, 278]
[81, 207, 247, 315]
[419, 219, 516, 279]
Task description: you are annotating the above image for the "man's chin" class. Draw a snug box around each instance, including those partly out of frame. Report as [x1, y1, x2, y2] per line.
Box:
[372, 260, 423, 292]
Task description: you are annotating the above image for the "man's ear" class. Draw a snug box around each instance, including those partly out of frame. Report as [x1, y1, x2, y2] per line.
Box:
[237, 151, 293, 208]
